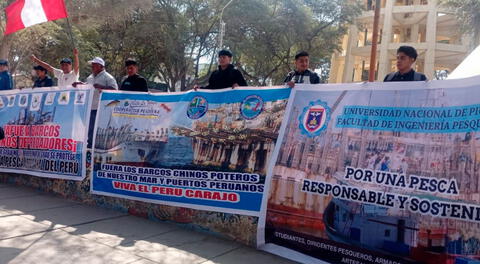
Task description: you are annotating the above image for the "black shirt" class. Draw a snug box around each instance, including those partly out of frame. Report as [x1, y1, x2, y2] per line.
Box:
[120, 74, 148, 92]
[284, 69, 320, 84]
[203, 64, 247, 89]
[383, 70, 427, 82]
[33, 76, 53, 88]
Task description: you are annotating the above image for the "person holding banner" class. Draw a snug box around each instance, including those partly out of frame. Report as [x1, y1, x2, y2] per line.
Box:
[194, 49, 247, 90]
[120, 59, 148, 92]
[32, 66, 54, 88]
[85, 57, 118, 148]
[284, 51, 320, 88]
[0, 60, 14, 90]
[384, 46, 427, 82]
[30, 48, 80, 87]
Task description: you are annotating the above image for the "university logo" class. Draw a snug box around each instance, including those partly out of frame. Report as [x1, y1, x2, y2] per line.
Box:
[187, 96, 208, 119]
[45, 93, 55, 105]
[0, 96, 4, 108]
[75, 91, 86, 105]
[299, 100, 331, 137]
[241, 95, 264, 120]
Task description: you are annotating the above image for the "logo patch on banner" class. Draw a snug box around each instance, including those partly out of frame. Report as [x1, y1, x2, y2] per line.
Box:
[7, 95, 15, 107]
[30, 94, 42, 111]
[0, 96, 4, 108]
[241, 95, 264, 120]
[18, 94, 28, 107]
[58, 91, 70, 105]
[45, 93, 56, 105]
[187, 96, 208, 119]
[299, 100, 330, 137]
[75, 91, 86, 105]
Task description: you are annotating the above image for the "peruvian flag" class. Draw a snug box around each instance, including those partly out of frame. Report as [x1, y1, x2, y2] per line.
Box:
[4, 0, 68, 35]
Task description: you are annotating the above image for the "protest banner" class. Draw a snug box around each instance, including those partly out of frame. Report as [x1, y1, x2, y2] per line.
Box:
[91, 87, 290, 216]
[0, 87, 92, 180]
[259, 76, 480, 264]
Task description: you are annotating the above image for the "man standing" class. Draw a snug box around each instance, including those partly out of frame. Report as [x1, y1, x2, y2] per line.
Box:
[30, 48, 80, 87]
[85, 57, 118, 148]
[0, 59, 13, 90]
[120, 59, 148, 92]
[195, 50, 247, 90]
[33, 65, 53, 88]
[384, 46, 427, 82]
[284, 51, 320, 88]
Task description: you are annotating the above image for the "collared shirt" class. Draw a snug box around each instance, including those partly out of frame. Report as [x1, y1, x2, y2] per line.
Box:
[0, 71, 13, 90]
[86, 70, 118, 110]
[53, 68, 79, 87]
[383, 70, 427, 82]
[203, 64, 247, 89]
[120, 74, 148, 92]
[284, 69, 320, 84]
[33, 76, 53, 88]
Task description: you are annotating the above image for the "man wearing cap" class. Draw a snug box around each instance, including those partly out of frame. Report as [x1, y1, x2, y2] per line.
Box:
[194, 49, 247, 90]
[120, 59, 148, 92]
[0, 59, 13, 90]
[30, 48, 79, 87]
[33, 65, 53, 88]
[85, 57, 118, 148]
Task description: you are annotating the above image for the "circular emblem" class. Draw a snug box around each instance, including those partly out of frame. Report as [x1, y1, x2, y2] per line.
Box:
[20, 95, 27, 106]
[187, 96, 208, 119]
[299, 100, 331, 137]
[241, 95, 264, 120]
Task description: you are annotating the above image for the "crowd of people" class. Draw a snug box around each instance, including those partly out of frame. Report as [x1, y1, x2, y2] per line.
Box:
[0, 45, 426, 147]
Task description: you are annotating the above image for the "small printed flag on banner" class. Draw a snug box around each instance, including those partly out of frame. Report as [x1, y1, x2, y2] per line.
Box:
[4, 0, 68, 35]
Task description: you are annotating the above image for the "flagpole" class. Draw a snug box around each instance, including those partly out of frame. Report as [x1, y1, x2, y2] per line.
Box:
[64, 16, 76, 49]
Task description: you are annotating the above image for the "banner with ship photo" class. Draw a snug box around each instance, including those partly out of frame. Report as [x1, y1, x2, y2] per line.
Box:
[259, 76, 480, 264]
[0, 87, 93, 180]
[91, 87, 290, 216]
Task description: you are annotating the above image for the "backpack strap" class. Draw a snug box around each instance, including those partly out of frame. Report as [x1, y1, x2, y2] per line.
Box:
[386, 72, 396, 82]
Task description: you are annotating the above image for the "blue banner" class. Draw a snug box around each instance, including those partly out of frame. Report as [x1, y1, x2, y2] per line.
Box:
[0, 87, 92, 180]
[91, 87, 290, 216]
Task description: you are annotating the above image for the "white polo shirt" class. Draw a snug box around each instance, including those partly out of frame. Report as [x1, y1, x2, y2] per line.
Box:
[53, 68, 79, 88]
[86, 70, 118, 110]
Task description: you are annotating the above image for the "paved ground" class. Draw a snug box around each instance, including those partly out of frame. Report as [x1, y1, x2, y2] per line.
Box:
[0, 182, 297, 264]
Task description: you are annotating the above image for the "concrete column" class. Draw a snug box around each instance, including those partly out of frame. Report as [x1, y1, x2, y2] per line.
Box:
[378, 0, 395, 80]
[342, 25, 359, 83]
[424, 0, 437, 79]
[411, 24, 419, 42]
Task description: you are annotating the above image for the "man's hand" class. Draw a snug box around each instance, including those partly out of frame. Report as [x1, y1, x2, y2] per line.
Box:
[72, 81, 85, 88]
[73, 48, 78, 56]
[232, 83, 239, 89]
[193, 84, 199, 91]
[287, 81, 295, 88]
[93, 84, 105, 90]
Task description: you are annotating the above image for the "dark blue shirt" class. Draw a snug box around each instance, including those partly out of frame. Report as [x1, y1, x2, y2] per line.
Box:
[0, 71, 13, 90]
[33, 76, 54, 88]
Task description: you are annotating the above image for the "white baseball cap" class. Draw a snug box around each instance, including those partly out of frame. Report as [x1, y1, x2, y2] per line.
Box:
[88, 57, 105, 67]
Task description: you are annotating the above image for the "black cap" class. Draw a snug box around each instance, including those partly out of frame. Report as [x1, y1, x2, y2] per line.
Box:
[218, 49, 233, 57]
[34, 65, 47, 72]
[60, 58, 72, 64]
[125, 59, 137, 67]
[0, 59, 8, 66]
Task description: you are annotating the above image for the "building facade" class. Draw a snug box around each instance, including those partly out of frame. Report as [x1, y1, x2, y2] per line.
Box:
[329, 0, 472, 83]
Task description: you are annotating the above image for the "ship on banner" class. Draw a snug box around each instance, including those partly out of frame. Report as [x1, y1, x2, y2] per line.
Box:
[0, 87, 92, 180]
[259, 76, 480, 264]
[91, 88, 290, 215]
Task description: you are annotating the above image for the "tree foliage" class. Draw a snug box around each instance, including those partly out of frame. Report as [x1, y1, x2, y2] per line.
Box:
[1, 0, 362, 90]
[439, 0, 480, 46]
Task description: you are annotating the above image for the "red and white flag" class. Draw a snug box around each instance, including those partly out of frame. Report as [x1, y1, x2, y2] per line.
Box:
[4, 0, 68, 35]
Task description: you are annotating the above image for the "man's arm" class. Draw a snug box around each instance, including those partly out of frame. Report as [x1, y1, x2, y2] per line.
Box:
[235, 70, 247, 87]
[30, 55, 54, 73]
[73, 48, 79, 76]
